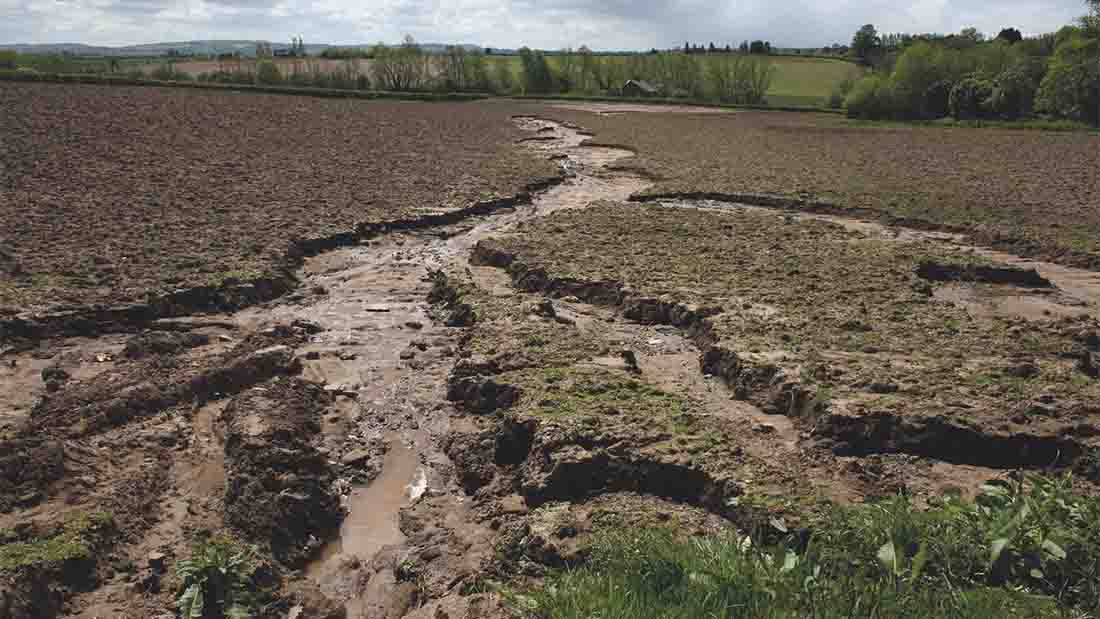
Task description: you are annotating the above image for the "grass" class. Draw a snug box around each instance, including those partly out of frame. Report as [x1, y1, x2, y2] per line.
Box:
[516, 475, 1100, 618]
[495, 54, 862, 107]
[0, 511, 114, 572]
[506, 366, 695, 425]
[762, 56, 864, 102]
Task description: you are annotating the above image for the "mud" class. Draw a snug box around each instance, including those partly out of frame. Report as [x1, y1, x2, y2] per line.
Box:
[548, 102, 739, 116]
[5, 107, 1098, 619]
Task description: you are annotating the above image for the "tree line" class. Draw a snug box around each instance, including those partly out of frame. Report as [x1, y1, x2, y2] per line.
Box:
[194, 38, 779, 105]
[682, 41, 774, 55]
[842, 3, 1100, 124]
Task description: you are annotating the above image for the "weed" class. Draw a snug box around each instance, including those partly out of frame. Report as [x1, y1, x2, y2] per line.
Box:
[175, 535, 260, 619]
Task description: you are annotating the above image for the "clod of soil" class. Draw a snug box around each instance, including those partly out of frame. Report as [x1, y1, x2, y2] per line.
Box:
[223, 378, 343, 567]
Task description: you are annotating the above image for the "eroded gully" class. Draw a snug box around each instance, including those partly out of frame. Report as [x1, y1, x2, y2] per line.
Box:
[226, 116, 650, 617]
[226, 114, 1100, 616]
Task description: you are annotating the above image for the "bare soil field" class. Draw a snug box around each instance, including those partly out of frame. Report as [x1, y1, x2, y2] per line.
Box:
[142, 58, 373, 78]
[3, 95, 1100, 619]
[536, 106, 1100, 268]
[0, 82, 556, 332]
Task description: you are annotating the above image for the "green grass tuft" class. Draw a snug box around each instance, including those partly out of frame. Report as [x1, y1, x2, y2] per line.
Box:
[0, 511, 114, 573]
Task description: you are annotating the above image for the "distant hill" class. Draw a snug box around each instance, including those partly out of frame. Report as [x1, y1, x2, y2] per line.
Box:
[0, 40, 483, 57]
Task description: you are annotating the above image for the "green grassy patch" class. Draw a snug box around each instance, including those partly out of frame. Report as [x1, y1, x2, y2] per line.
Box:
[0, 511, 114, 573]
[506, 366, 695, 425]
[517, 475, 1100, 618]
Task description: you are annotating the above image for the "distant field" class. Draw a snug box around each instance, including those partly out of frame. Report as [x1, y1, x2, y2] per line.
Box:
[759, 56, 863, 103]
[131, 53, 860, 106]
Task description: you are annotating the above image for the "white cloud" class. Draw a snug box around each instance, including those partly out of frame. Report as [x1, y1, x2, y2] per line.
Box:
[0, 0, 1088, 47]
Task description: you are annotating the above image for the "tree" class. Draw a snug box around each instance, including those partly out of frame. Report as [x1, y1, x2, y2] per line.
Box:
[851, 24, 881, 64]
[749, 40, 766, 54]
[441, 45, 468, 90]
[519, 47, 555, 94]
[371, 36, 427, 91]
[1037, 29, 1100, 124]
[959, 27, 986, 45]
[708, 54, 774, 103]
[558, 48, 578, 91]
[1086, 0, 1100, 35]
[739, 41, 749, 53]
[684, 42, 691, 54]
[997, 28, 1024, 44]
[494, 59, 515, 93]
[708, 42, 716, 53]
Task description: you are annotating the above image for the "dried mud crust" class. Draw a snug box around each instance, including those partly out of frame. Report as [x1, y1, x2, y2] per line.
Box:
[469, 201, 1100, 473]
[533, 106, 1100, 270]
[0, 82, 559, 329]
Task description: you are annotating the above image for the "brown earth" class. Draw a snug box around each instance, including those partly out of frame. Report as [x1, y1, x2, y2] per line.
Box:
[472, 200, 1100, 476]
[0, 82, 556, 323]
[3, 98, 1100, 619]
[534, 105, 1100, 268]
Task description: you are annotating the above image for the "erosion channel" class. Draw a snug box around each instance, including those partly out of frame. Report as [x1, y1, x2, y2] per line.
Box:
[264, 116, 651, 616]
[4, 111, 1100, 619]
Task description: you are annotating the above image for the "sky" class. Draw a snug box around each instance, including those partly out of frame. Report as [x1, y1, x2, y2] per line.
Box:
[0, 0, 1089, 49]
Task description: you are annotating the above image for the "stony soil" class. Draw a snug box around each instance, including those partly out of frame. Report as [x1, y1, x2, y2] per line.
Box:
[2, 100, 1100, 619]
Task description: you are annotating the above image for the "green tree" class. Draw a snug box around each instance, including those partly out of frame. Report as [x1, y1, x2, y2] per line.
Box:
[519, 47, 555, 94]
[441, 45, 468, 90]
[371, 36, 427, 91]
[493, 59, 515, 93]
[851, 24, 881, 64]
[890, 42, 946, 118]
[1085, 0, 1100, 35]
[997, 28, 1023, 44]
[255, 60, 281, 84]
[707, 54, 774, 103]
[1037, 30, 1100, 123]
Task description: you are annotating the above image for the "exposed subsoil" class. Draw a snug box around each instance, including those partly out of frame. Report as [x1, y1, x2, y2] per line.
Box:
[3, 104, 1099, 619]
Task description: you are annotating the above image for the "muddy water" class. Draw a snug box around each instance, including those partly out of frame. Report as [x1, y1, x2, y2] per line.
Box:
[655, 199, 1100, 321]
[307, 440, 421, 576]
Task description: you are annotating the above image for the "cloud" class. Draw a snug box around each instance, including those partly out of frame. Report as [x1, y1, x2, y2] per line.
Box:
[0, 0, 1088, 47]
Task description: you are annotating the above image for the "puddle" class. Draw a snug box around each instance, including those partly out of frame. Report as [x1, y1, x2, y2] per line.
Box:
[308, 440, 421, 581]
[933, 282, 1089, 321]
[0, 335, 127, 430]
